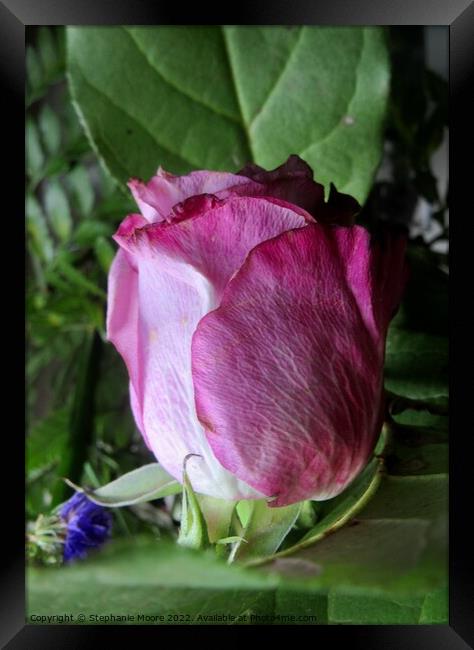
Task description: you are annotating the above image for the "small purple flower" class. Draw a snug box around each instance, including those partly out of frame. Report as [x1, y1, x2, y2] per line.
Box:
[59, 492, 112, 563]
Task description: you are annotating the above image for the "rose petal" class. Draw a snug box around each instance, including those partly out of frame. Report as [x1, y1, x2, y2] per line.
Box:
[106, 248, 147, 444]
[238, 154, 360, 224]
[128, 168, 250, 223]
[115, 195, 310, 297]
[128, 155, 360, 226]
[109, 195, 308, 498]
[192, 224, 406, 506]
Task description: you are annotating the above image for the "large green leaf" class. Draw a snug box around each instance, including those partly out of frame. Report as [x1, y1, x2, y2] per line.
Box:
[27, 532, 445, 625]
[384, 327, 448, 399]
[67, 26, 390, 202]
[28, 537, 277, 624]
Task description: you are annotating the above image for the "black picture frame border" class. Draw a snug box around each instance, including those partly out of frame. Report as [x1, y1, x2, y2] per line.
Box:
[5, 0, 471, 646]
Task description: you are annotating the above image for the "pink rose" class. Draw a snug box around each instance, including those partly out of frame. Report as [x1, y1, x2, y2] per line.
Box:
[107, 156, 407, 506]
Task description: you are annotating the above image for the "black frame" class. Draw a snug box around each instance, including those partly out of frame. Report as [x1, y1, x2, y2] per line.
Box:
[6, 0, 472, 646]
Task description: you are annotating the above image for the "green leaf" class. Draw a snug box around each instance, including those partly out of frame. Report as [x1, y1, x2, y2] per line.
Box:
[67, 26, 389, 202]
[37, 27, 59, 76]
[27, 408, 71, 518]
[230, 500, 301, 563]
[259, 456, 384, 562]
[44, 180, 73, 242]
[26, 46, 42, 91]
[69, 463, 181, 507]
[385, 328, 448, 400]
[74, 220, 112, 246]
[94, 236, 115, 273]
[328, 590, 426, 624]
[27, 408, 70, 478]
[419, 586, 448, 624]
[27, 535, 445, 624]
[52, 254, 106, 299]
[26, 194, 54, 264]
[265, 514, 446, 595]
[51, 332, 102, 505]
[38, 104, 62, 155]
[28, 536, 279, 624]
[26, 118, 45, 178]
[387, 393, 448, 417]
[384, 246, 448, 400]
[67, 165, 95, 217]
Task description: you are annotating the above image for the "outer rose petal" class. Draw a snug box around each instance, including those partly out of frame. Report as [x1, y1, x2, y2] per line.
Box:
[238, 155, 361, 224]
[128, 155, 359, 226]
[109, 195, 308, 498]
[128, 168, 250, 223]
[106, 248, 147, 444]
[115, 195, 311, 296]
[192, 224, 407, 506]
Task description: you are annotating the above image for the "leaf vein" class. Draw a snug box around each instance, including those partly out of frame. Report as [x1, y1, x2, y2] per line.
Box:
[248, 26, 304, 131]
[220, 27, 255, 163]
[73, 65, 197, 169]
[298, 29, 366, 161]
[122, 27, 242, 126]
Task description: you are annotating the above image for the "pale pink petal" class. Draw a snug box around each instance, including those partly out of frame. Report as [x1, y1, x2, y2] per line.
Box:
[127, 168, 250, 223]
[192, 224, 406, 506]
[109, 195, 308, 498]
[106, 248, 148, 445]
[127, 155, 360, 225]
[115, 195, 311, 297]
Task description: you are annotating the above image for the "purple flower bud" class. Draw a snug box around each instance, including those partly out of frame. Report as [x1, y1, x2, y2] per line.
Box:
[59, 492, 112, 563]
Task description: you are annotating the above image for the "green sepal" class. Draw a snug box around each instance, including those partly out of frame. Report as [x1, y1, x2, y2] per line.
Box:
[63, 463, 181, 507]
[197, 495, 236, 558]
[216, 536, 247, 545]
[229, 500, 301, 563]
[177, 455, 210, 550]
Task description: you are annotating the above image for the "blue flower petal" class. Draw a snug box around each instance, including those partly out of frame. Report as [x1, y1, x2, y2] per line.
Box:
[59, 492, 112, 562]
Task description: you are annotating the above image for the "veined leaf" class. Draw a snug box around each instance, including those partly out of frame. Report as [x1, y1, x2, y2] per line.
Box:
[67, 26, 389, 202]
[27, 535, 446, 624]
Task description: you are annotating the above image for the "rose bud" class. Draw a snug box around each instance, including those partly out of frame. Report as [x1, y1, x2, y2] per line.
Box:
[107, 156, 407, 506]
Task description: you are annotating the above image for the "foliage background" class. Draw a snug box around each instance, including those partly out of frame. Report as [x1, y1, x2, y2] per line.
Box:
[26, 26, 448, 624]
